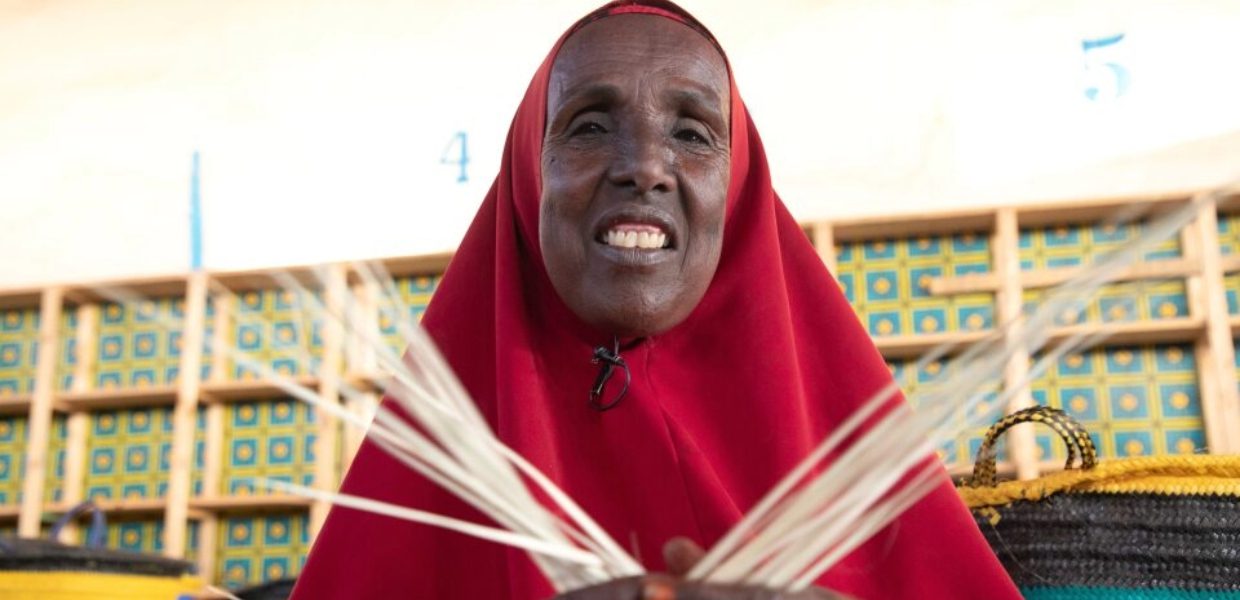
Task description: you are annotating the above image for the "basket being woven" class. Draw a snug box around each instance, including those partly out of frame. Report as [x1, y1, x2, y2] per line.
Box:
[958, 407, 1240, 599]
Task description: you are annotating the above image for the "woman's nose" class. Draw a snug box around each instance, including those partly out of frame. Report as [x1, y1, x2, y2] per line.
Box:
[607, 127, 676, 195]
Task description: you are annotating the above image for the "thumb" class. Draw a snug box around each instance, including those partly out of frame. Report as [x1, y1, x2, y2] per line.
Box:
[662, 536, 705, 578]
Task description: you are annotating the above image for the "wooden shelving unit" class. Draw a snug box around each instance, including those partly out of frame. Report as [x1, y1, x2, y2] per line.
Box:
[2, 190, 1239, 587]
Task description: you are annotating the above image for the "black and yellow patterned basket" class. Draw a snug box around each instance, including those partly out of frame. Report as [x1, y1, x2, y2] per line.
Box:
[0, 502, 201, 599]
[959, 406, 1240, 599]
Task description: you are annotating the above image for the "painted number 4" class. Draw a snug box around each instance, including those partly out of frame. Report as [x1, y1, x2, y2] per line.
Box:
[1082, 33, 1130, 101]
[441, 131, 469, 183]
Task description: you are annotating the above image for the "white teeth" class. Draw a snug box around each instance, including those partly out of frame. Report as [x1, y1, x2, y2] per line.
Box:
[602, 229, 667, 249]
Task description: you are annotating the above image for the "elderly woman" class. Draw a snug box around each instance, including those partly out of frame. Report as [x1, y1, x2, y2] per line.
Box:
[292, 2, 1019, 598]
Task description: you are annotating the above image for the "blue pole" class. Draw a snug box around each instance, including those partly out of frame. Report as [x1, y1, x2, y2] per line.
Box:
[189, 151, 202, 271]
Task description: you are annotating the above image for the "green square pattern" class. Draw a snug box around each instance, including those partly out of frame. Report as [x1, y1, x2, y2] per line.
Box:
[92, 298, 206, 390]
[0, 308, 39, 396]
[104, 517, 198, 562]
[0, 416, 26, 505]
[380, 275, 440, 357]
[230, 290, 322, 380]
[0, 415, 69, 506]
[220, 400, 317, 496]
[84, 408, 205, 501]
[217, 511, 310, 588]
[886, 358, 1002, 469]
[836, 233, 995, 338]
[1219, 213, 1240, 315]
[1029, 344, 1204, 460]
[1019, 221, 1187, 324]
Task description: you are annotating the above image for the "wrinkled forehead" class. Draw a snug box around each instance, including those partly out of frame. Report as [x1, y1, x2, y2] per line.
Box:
[546, 13, 731, 123]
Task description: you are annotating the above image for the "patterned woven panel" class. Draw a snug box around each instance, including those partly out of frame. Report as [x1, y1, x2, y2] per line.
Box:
[380, 275, 440, 357]
[103, 517, 198, 562]
[887, 358, 1003, 469]
[58, 309, 77, 390]
[0, 416, 26, 506]
[1019, 222, 1187, 324]
[0, 308, 39, 396]
[1219, 212, 1240, 315]
[216, 511, 310, 588]
[836, 233, 995, 337]
[92, 298, 210, 390]
[44, 415, 68, 503]
[84, 408, 205, 501]
[220, 400, 316, 496]
[0, 415, 69, 506]
[1028, 344, 1204, 461]
[230, 290, 322, 380]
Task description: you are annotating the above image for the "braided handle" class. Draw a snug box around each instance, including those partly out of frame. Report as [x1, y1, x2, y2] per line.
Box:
[966, 406, 1096, 488]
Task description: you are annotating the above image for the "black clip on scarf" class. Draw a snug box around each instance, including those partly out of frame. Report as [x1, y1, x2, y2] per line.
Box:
[589, 336, 630, 412]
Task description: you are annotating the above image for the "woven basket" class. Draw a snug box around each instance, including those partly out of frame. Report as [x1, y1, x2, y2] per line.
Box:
[0, 502, 201, 600]
[958, 406, 1240, 599]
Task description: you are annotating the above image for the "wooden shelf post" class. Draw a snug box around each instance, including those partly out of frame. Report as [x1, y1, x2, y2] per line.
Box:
[1190, 204, 1240, 453]
[812, 222, 838, 275]
[164, 273, 207, 558]
[18, 288, 63, 536]
[195, 289, 233, 579]
[310, 265, 346, 534]
[994, 209, 1039, 480]
[57, 303, 99, 543]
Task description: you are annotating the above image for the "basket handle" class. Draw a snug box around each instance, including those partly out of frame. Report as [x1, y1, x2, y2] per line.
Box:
[966, 406, 1096, 488]
[48, 500, 107, 548]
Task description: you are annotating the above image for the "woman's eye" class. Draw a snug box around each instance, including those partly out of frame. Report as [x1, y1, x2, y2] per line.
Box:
[674, 128, 709, 144]
[569, 121, 607, 136]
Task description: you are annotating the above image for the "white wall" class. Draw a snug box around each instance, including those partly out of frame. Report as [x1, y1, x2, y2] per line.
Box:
[2, 0, 1238, 287]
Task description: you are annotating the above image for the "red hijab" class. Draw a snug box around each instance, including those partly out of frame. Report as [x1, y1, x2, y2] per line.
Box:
[293, 2, 1019, 598]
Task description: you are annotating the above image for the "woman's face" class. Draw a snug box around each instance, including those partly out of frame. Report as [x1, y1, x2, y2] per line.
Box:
[540, 14, 731, 338]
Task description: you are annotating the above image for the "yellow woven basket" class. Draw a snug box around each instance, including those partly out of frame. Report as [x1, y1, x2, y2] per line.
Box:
[958, 407, 1240, 600]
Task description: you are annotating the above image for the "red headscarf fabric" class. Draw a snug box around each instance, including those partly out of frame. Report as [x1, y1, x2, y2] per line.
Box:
[292, 2, 1020, 598]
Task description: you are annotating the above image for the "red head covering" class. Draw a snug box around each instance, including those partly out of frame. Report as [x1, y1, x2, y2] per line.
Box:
[293, 2, 1019, 598]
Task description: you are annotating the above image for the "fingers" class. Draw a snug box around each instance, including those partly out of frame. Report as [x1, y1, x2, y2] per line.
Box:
[662, 536, 706, 577]
[551, 575, 677, 600]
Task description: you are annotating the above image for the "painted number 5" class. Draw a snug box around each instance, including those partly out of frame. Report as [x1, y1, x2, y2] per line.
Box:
[441, 131, 469, 183]
[1082, 33, 1130, 101]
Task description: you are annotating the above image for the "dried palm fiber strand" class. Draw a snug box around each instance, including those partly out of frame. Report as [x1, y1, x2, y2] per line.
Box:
[959, 408, 1240, 599]
[688, 186, 1235, 592]
[98, 267, 643, 593]
[95, 183, 1235, 594]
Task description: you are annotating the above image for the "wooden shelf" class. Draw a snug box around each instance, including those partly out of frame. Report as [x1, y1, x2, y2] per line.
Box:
[365, 252, 454, 280]
[0, 287, 44, 310]
[58, 385, 179, 411]
[49, 497, 168, 516]
[930, 259, 1202, 296]
[0, 393, 32, 416]
[873, 330, 995, 360]
[831, 209, 995, 243]
[1222, 254, 1240, 274]
[189, 494, 313, 512]
[1044, 317, 1204, 348]
[342, 372, 388, 394]
[199, 376, 319, 403]
[1015, 190, 1192, 228]
[62, 274, 189, 306]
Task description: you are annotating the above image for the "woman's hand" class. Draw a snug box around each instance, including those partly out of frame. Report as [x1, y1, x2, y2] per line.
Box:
[551, 538, 849, 600]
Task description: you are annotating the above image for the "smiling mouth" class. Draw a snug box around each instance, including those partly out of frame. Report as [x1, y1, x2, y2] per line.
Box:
[595, 223, 673, 250]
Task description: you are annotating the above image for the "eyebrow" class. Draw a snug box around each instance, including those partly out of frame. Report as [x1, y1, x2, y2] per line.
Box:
[664, 86, 726, 119]
[549, 83, 623, 120]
